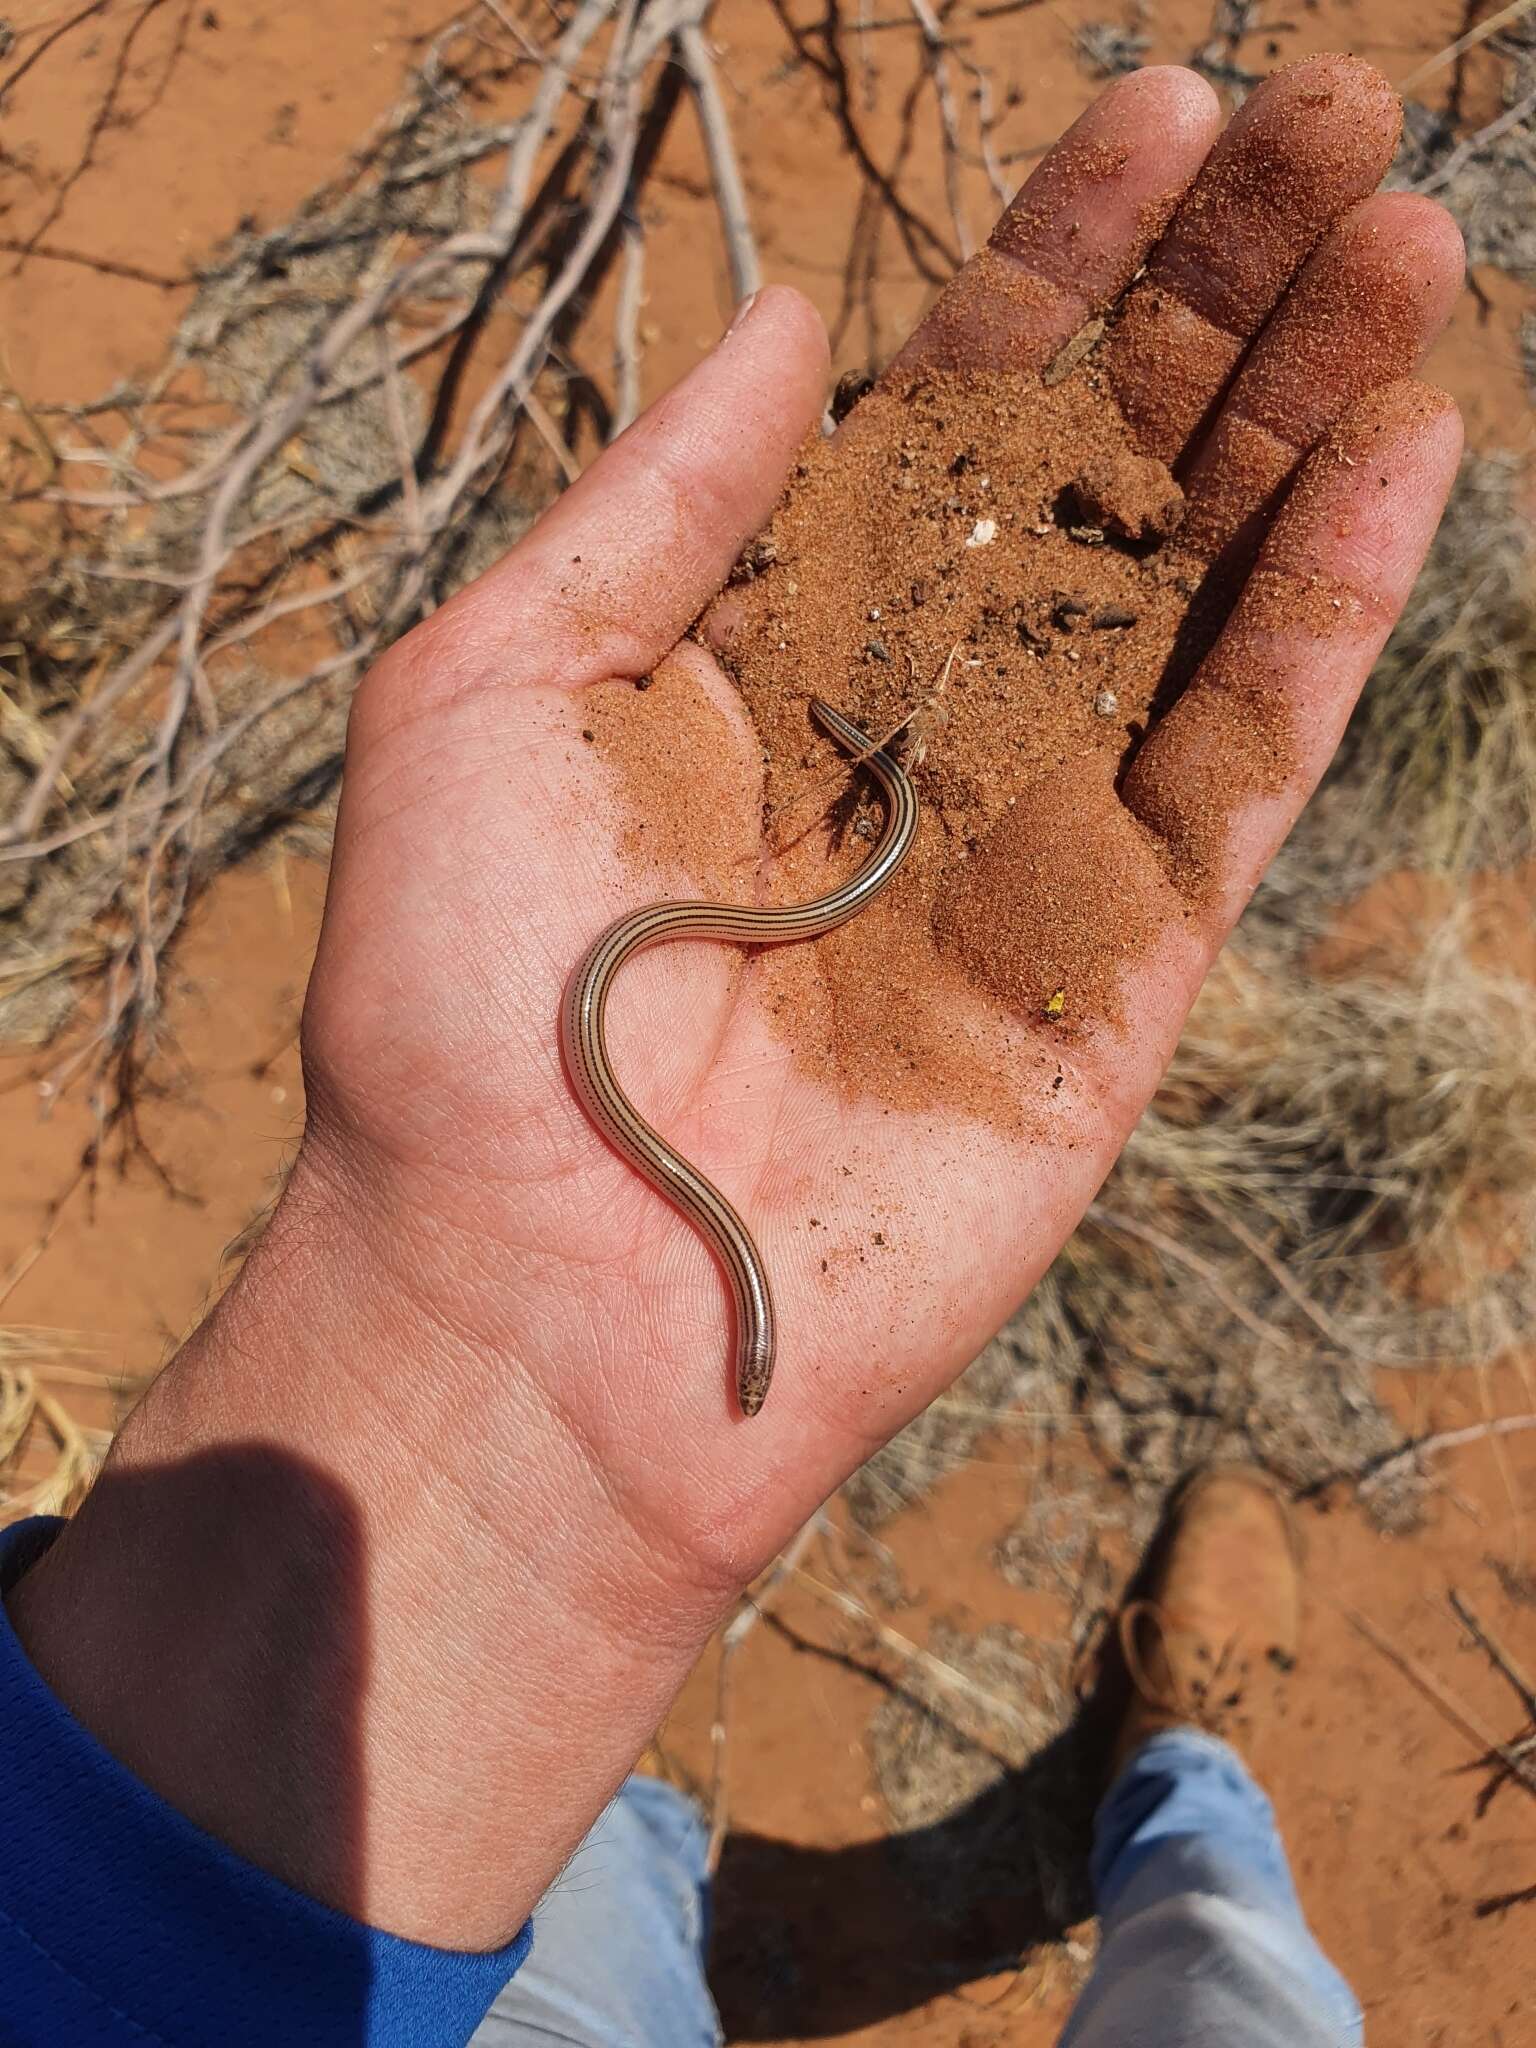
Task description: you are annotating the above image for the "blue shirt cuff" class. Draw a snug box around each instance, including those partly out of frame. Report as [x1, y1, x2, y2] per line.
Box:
[0, 1517, 529, 2046]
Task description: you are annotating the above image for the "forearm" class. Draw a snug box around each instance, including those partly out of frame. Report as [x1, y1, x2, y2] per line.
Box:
[7, 1138, 734, 1951]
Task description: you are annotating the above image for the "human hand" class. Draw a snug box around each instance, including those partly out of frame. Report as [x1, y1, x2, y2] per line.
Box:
[300, 52, 1462, 1548]
[15, 58, 1464, 1949]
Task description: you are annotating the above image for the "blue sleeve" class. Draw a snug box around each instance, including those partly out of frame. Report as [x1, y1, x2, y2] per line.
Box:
[0, 1518, 530, 2047]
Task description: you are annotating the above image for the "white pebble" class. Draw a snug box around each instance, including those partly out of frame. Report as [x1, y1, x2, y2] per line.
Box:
[964, 517, 998, 548]
[1094, 690, 1120, 718]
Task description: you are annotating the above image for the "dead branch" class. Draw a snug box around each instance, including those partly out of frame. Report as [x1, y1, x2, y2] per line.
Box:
[2, 0, 770, 1142]
[906, 0, 975, 260]
[0, 238, 189, 288]
[677, 21, 762, 301]
[1359, 1413, 1536, 1496]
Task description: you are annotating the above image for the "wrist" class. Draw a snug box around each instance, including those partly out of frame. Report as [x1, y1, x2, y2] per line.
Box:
[9, 1136, 736, 1947]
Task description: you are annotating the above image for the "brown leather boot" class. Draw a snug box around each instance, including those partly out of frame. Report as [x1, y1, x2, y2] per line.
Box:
[1112, 1466, 1300, 1777]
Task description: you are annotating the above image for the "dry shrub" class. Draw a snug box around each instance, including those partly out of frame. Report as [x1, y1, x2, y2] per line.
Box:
[0, 0, 772, 1130]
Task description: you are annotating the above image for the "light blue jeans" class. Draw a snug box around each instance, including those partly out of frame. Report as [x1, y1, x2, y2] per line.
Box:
[471, 1731, 1362, 2047]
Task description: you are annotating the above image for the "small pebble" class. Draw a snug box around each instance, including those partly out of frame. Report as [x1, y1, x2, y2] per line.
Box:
[1094, 690, 1120, 718]
[865, 638, 890, 661]
[965, 517, 998, 548]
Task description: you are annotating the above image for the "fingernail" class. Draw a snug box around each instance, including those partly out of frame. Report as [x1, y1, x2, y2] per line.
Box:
[726, 290, 760, 336]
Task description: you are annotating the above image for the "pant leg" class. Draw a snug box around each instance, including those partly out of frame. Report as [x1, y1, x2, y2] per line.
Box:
[471, 1777, 721, 2048]
[1059, 1730, 1362, 2048]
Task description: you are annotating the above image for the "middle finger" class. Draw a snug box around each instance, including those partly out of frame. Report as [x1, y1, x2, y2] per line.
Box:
[1098, 55, 1403, 465]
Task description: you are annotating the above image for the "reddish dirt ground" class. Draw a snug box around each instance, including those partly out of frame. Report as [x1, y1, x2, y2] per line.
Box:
[2, 3, 1534, 2043]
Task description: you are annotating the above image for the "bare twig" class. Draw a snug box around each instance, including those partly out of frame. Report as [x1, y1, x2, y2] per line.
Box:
[677, 20, 762, 301]
[611, 213, 646, 437]
[1397, 0, 1536, 92]
[1345, 1604, 1536, 1799]
[1411, 84, 1536, 198]
[1086, 1202, 1296, 1352]
[478, 0, 548, 63]
[1448, 1588, 1536, 1724]
[1359, 1414, 1536, 1497]
[377, 325, 424, 559]
[907, 0, 975, 260]
[707, 1516, 820, 1871]
[792, 1565, 1044, 1742]
[965, 56, 1012, 208]
[521, 387, 584, 485]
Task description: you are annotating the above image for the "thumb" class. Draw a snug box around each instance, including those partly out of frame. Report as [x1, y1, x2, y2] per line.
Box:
[376, 287, 829, 709]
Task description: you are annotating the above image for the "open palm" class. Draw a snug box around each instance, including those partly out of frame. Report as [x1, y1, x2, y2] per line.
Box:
[300, 59, 1464, 1590]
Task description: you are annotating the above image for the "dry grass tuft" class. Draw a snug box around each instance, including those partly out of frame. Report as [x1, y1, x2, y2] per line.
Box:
[1321, 454, 1536, 873]
[0, 1329, 116, 1521]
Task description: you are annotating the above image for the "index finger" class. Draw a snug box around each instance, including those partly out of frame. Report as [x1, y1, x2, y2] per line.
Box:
[884, 66, 1220, 381]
